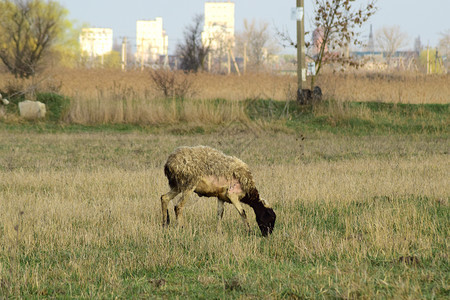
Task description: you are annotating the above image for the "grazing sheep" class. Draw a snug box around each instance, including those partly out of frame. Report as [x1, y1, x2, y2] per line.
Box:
[18, 100, 46, 119]
[0, 93, 9, 105]
[161, 145, 276, 236]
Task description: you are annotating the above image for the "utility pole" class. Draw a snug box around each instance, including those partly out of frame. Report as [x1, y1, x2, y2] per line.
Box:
[163, 35, 168, 68]
[243, 42, 247, 74]
[229, 45, 241, 76]
[121, 37, 127, 71]
[296, 0, 306, 99]
[208, 52, 211, 72]
[227, 47, 231, 74]
[141, 38, 145, 71]
[435, 49, 438, 73]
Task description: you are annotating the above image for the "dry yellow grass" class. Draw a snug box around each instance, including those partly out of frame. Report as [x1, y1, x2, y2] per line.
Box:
[1, 68, 449, 103]
[0, 131, 448, 297]
[66, 97, 248, 125]
[317, 73, 450, 104]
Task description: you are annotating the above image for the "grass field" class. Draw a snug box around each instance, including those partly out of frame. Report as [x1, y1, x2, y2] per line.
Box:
[0, 117, 448, 298]
[0, 70, 449, 298]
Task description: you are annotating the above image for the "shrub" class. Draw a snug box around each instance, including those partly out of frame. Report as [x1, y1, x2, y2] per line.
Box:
[149, 70, 196, 99]
[36, 92, 71, 122]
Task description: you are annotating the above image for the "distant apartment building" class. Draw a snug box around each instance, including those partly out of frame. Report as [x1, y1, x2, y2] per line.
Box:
[79, 28, 113, 57]
[136, 17, 168, 64]
[202, 1, 235, 50]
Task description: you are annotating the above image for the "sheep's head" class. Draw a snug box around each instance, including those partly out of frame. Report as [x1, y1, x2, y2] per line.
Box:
[255, 203, 276, 236]
[242, 188, 276, 237]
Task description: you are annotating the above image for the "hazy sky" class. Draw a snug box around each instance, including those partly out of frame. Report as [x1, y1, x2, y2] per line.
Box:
[60, 0, 449, 54]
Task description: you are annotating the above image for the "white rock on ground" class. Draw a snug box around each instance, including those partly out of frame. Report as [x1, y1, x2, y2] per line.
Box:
[19, 100, 46, 119]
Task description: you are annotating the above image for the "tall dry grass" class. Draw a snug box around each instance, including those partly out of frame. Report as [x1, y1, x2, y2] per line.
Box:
[1, 68, 448, 104]
[68, 96, 247, 125]
[316, 72, 450, 103]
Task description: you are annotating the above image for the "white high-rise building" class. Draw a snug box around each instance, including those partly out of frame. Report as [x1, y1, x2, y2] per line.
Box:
[202, 1, 235, 50]
[136, 17, 168, 64]
[79, 28, 113, 57]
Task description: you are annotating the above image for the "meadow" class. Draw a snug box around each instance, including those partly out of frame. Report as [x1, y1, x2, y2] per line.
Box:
[0, 70, 449, 298]
[0, 129, 448, 298]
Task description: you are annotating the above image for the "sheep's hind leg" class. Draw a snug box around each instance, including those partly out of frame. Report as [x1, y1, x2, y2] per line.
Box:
[216, 199, 225, 233]
[174, 187, 194, 227]
[161, 189, 179, 226]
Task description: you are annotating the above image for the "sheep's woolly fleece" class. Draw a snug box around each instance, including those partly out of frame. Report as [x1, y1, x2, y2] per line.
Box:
[164, 146, 256, 193]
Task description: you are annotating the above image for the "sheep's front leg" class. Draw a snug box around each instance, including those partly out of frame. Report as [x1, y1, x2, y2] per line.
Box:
[228, 195, 251, 232]
[174, 188, 194, 227]
[216, 199, 225, 232]
[161, 189, 179, 226]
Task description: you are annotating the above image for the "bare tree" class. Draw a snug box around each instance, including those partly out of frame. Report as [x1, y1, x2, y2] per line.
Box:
[438, 30, 450, 53]
[278, 0, 377, 89]
[176, 14, 210, 72]
[235, 19, 279, 71]
[376, 25, 409, 63]
[438, 29, 450, 69]
[0, 0, 68, 78]
[206, 25, 231, 73]
[311, 0, 376, 86]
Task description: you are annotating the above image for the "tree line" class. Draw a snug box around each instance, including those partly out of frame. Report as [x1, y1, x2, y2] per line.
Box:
[1, 0, 449, 81]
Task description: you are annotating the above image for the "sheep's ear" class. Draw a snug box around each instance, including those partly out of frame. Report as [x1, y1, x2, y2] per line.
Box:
[260, 198, 271, 208]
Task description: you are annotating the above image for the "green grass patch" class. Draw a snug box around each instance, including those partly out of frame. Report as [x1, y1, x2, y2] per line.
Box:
[1, 98, 449, 135]
[36, 93, 71, 122]
[2, 92, 70, 123]
[245, 99, 449, 135]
